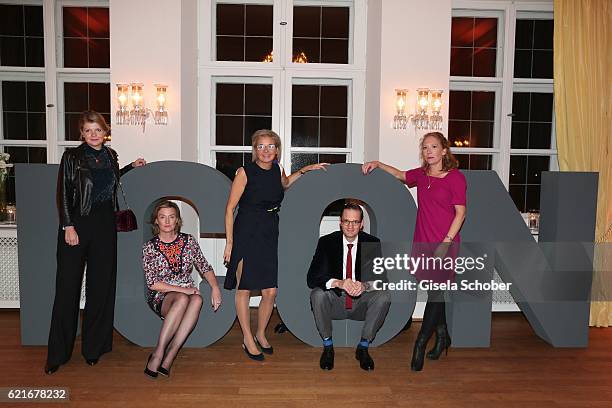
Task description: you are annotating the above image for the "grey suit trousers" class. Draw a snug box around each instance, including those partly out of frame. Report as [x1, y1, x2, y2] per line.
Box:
[310, 287, 391, 341]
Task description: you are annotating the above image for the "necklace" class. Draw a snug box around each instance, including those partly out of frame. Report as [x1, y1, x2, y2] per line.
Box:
[427, 168, 446, 189]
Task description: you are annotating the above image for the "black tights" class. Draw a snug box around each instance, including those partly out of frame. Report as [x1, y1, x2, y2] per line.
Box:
[418, 290, 446, 340]
[147, 292, 203, 372]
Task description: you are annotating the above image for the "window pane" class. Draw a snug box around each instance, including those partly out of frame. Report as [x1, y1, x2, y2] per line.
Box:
[450, 17, 497, 77]
[216, 152, 247, 181]
[293, 6, 350, 64]
[216, 36, 244, 61]
[245, 84, 272, 115]
[63, 82, 111, 141]
[291, 84, 349, 148]
[3, 146, 47, 204]
[293, 7, 320, 37]
[216, 4, 273, 62]
[0, 5, 43, 67]
[291, 153, 346, 173]
[511, 92, 553, 149]
[0, 5, 23, 36]
[217, 4, 244, 36]
[215, 82, 272, 146]
[509, 155, 550, 212]
[509, 185, 526, 213]
[322, 8, 349, 38]
[246, 5, 273, 36]
[319, 118, 347, 147]
[291, 117, 318, 147]
[449, 90, 495, 148]
[244, 37, 272, 62]
[509, 155, 527, 184]
[514, 19, 553, 79]
[2, 81, 46, 141]
[88, 7, 110, 37]
[216, 116, 244, 146]
[455, 154, 492, 170]
[63, 7, 110, 68]
[244, 116, 272, 145]
[527, 156, 549, 184]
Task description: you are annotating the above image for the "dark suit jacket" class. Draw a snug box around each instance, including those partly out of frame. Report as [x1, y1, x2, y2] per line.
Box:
[307, 230, 384, 296]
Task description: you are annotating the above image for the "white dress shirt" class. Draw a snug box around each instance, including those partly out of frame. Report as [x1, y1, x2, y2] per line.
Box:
[325, 235, 358, 289]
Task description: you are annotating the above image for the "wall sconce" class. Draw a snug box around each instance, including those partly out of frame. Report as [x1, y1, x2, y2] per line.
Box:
[115, 83, 169, 131]
[392, 88, 444, 132]
[393, 89, 408, 129]
[116, 83, 130, 125]
[154, 84, 168, 125]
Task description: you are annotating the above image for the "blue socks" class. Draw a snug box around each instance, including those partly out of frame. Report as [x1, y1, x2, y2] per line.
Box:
[323, 337, 369, 348]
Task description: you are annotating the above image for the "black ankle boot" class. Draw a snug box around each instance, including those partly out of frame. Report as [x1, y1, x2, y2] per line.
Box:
[410, 334, 428, 372]
[426, 324, 451, 360]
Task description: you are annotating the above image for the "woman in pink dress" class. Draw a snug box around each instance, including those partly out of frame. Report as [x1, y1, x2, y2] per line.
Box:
[362, 132, 466, 372]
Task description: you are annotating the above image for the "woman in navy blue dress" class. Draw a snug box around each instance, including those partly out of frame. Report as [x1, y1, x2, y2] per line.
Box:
[224, 129, 327, 360]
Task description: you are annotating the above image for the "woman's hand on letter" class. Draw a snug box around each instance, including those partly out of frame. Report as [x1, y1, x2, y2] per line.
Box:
[361, 161, 379, 174]
[132, 158, 146, 167]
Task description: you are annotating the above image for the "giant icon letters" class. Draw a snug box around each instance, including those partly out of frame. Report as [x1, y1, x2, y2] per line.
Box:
[16, 163, 598, 347]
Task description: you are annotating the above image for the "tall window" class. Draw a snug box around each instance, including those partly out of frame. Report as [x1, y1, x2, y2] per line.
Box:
[449, 6, 556, 213]
[199, 0, 366, 181]
[0, 0, 110, 206]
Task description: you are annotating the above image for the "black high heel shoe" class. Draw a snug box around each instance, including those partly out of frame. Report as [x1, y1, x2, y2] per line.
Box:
[254, 336, 274, 355]
[426, 324, 451, 360]
[242, 344, 265, 361]
[144, 354, 159, 379]
[410, 334, 429, 372]
[157, 366, 170, 377]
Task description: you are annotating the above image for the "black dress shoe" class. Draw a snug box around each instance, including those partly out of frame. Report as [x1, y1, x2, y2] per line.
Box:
[254, 336, 274, 355]
[144, 354, 159, 379]
[85, 358, 98, 366]
[157, 366, 170, 377]
[242, 344, 265, 361]
[319, 346, 334, 370]
[355, 347, 374, 371]
[44, 364, 59, 375]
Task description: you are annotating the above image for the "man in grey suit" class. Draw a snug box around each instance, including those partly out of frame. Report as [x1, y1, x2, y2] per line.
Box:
[307, 203, 391, 371]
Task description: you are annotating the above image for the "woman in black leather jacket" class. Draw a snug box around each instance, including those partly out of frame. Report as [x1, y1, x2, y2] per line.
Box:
[45, 111, 146, 375]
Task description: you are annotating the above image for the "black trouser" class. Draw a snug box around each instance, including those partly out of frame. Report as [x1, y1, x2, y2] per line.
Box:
[47, 203, 117, 366]
[419, 290, 446, 339]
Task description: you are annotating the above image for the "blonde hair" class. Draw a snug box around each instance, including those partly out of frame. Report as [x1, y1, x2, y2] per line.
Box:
[150, 200, 183, 235]
[420, 132, 458, 172]
[79, 111, 110, 140]
[251, 129, 282, 162]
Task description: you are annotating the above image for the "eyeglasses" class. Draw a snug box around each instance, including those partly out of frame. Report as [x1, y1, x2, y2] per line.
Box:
[256, 144, 277, 151]
[341, 220, 361, 226]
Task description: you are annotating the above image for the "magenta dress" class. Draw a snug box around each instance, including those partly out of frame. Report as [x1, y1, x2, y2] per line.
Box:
[405, 167, 467, 282]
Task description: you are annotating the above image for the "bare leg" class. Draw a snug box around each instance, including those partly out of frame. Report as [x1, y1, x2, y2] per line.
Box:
[255, 287, 277, 348]
[234, 261, 258, 354]
[147, 292, 189, 372]
[160, 294, 203, 371]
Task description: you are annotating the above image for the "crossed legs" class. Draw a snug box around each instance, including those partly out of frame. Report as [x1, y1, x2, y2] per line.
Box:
[147, 291, 203, 373]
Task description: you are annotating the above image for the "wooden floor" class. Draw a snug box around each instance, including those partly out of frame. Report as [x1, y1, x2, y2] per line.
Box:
[2, 310, 612, 408]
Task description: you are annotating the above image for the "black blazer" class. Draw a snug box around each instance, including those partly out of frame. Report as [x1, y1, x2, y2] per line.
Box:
[307, 230, 383, 295]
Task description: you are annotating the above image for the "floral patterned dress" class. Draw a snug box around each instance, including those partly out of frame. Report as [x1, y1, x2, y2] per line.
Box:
[142, 233, 213, 317]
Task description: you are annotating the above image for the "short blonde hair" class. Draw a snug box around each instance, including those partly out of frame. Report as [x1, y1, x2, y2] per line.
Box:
[251, 129, 282, 162]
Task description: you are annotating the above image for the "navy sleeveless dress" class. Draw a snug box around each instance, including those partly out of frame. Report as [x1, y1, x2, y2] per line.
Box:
[224, 161, 284, 290]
